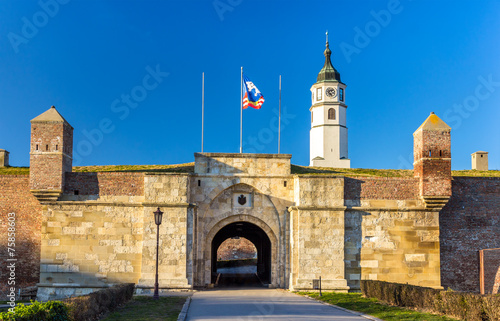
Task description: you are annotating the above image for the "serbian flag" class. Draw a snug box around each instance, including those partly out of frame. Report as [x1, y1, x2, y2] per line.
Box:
[243, 74, 264, 109]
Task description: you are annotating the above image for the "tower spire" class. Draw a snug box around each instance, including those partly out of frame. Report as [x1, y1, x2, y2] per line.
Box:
[317, 32, 341, 83]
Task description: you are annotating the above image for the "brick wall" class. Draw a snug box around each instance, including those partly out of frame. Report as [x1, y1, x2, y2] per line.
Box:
[413, 128, 452, 197]
[414, 158, 452, 196]
[344, 177, 419, 200]
[29, 121, 73, 191]
[440, 177, 500, 292]
[217, 237, 257, 260]
[29, 154, 65, 190]
[482, 248, 500, 294]
[64, 172, 144, 196]
[413, 130, 451, 163]
[0, 175, 42, 300]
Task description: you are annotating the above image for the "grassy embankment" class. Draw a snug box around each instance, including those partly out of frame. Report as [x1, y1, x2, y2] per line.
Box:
[100, 296, 187, 321]
[298, 292, 457, 321]
[1, 162, 498, 177]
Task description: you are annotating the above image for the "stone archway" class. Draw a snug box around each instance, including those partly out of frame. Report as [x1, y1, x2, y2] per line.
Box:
[211, 221, 271, 285]
[204, 215, 278, 287]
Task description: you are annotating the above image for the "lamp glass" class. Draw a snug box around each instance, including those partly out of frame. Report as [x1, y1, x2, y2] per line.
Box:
[154, 208, 163, 225]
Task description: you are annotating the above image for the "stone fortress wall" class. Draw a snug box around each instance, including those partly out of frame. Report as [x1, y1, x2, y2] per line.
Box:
[0, 108, 499, 300]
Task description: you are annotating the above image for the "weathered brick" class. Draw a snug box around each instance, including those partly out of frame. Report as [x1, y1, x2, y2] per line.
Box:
[0, 175, 42, 299]
[440, 177, 500, 293]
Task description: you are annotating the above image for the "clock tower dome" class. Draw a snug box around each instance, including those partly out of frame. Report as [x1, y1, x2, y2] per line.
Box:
[309, 33, 350, 168]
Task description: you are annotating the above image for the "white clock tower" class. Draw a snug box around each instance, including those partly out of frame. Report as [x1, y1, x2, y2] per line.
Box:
[309, 34, 350, 168]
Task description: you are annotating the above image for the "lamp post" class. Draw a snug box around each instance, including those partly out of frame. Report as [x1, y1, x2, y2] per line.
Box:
[153, 207, 163, 300]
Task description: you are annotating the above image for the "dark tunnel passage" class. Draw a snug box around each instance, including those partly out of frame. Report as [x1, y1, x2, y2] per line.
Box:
[211, 221, 271, 287]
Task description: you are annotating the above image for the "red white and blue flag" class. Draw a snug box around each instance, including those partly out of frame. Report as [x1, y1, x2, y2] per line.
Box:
[242, 74, 264, 109]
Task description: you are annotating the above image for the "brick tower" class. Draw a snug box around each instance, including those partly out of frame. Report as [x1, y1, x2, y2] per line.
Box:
[413, 112, 452, 208]
[30, 106, 73, 202]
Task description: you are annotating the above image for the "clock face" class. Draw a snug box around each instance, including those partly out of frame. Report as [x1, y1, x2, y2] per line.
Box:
[325, 87, 337, 98]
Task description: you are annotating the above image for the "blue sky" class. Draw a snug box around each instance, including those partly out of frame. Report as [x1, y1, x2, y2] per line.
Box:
[1, 0, 499, 170]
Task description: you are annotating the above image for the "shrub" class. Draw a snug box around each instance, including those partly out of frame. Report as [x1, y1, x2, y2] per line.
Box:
[0, 284, 134, 321]
[0, 301, 69, 321]
[361, 280, 499, 321]
[64, 283, 135, 321]
[483, 294, 500, 321]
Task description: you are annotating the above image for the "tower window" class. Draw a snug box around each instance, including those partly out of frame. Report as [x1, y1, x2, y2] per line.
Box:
[339, 88, 344, 101]
[46, 145, 49, 151]
[56, 145, 58, 151]
[328, 108, 335, 120]
[311, 113, 313, 123]
[317, 88, 322, 100]
[198, 180, 201, 187]
[440, 150, 442, 157]
[429, 150, 432, 157]
[36, 144, 38, 151]
[284, 181, 287, 187]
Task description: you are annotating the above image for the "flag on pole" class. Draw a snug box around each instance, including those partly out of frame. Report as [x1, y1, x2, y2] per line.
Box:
[242, 74, 265, 109]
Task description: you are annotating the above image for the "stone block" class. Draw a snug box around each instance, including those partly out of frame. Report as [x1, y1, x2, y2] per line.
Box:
[405, 254, 426, 262]
[360, 260, 378, 268]
[48, 239, 60, 246]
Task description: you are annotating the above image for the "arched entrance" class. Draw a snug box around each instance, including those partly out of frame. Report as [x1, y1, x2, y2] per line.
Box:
[211, 221, 271, 286]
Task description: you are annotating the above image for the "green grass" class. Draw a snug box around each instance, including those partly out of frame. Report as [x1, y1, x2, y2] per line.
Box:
[1, 162, 498, 178]
[450, 169, 500, 177]
[291, 164, 500, 177]
[0, 166, 30, 175]
[73, 163, 195, 173]
[100, 296, 187, 321]
[297, 292, 457, 321]
[291, 164, 414, 177]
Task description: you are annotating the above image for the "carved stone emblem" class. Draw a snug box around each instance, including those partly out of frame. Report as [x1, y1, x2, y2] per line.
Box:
[238, 194, 247, 205]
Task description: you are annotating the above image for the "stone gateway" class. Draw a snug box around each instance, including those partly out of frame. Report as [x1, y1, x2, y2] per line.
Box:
[26, 106, 452, 300]
[0, 40, 498, 301]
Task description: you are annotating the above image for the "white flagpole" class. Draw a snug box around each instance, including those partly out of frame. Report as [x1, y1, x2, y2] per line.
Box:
[240, 67, 243, 153]
[201, 72, 204, 153]
[278, 75, 281, 154]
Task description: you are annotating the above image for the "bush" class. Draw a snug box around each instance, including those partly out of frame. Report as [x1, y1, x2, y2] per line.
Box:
[64, 283, 135, 321]
[0, 284, 134, 321]
[0, 301, 69, 321]
[483, 294, 500, 321]
[361, 280, 500, 321]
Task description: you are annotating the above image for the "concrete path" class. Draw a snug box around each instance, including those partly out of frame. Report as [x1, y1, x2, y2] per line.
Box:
[186, 288, 372, 320]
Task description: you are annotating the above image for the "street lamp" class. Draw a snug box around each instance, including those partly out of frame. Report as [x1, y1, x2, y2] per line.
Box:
[153, 207, 163, 300]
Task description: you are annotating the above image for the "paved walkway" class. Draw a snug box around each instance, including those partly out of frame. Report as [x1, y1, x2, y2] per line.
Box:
[186, 288, 371, 320]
